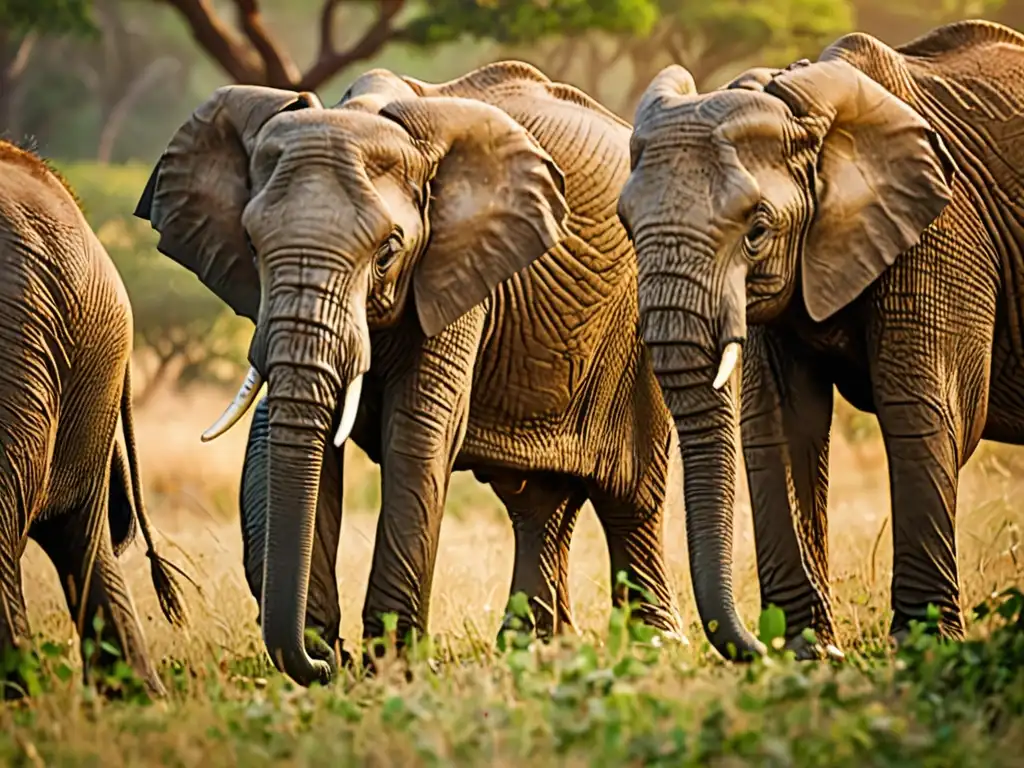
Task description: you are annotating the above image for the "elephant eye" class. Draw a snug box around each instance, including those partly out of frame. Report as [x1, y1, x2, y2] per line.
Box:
[742, 214, 773, 257]
[374, 231, 403, 274]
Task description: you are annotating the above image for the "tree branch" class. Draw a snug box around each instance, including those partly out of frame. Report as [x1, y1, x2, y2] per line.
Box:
[231, 0, 300, 87]
[603, 36, 631, 72]
[5, 32, 38, 81]
[689, 36, 756, 90]
[318, 0, 344, 65]
[547, 37, 578, 82]
[618, 22, 678, 115]
[299, 0, 408, 91]
[156, 0, 262, 83]
[97, 56, 180, 163]
[158, 0, 410, 91]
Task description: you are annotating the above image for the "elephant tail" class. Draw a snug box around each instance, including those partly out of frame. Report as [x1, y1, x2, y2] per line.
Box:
[120, 362, 195, 629]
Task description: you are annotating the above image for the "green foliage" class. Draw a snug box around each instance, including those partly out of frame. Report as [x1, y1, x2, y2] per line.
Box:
[895, 589, 1024, 727]
[407, 0, 659, 45]
[0, 0, 95, 35]
[55, 161, 251, 394]
[758, 604, 788, 651]
[658, 0, 854, 84]
[664, 0, 853, 48]
[6, 587, 1024, 764]
[869, 0, 1004, 23]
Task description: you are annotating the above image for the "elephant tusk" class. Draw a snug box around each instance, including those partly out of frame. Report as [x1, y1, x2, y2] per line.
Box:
[712, 341, 742, 391]
[202, 366, 264, 442]
[333, 373, 364, 447]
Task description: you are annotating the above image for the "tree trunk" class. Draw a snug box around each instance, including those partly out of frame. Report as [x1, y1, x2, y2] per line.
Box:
[96, 57, 180, 163]
[0, 31, 37, 139]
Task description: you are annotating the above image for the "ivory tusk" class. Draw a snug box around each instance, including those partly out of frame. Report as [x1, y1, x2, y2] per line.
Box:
[333, 373, 364, 447]
[712, 341, 742, 391]
[201, 366, 264, 442]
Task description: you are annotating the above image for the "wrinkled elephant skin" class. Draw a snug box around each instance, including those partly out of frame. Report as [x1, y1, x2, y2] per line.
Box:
[0, 142, 188, 698]
[136, 62, 686, 687]
[619, 20, 1024, 660]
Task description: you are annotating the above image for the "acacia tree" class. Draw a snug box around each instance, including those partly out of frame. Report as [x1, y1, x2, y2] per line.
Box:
[147, 0, 658, 92]
[853, 0, 1006, 45]
[147, 0, 409, 90]
[496, 0, 853, 117]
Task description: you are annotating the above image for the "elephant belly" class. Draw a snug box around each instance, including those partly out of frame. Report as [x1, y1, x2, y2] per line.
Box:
[462, 250, 638, 475]
[982, 326, 1024, 445]
[472, 282, 607, 417]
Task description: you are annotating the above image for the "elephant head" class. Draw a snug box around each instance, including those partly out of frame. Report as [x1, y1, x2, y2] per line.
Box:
[617, 59, 956, 660]
[136, 82, 569, 685]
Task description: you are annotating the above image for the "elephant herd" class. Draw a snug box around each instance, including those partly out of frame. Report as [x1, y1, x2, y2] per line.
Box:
[2, 18, 1024, 697]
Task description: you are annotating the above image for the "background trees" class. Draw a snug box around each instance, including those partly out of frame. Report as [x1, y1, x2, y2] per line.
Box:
[2, 0, 1012, 400]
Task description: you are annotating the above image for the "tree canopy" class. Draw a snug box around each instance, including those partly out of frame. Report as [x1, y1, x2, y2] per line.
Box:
[0, 0, 95, 34]
[4, 0, 1015, 399]
[407, 0, 658, 45]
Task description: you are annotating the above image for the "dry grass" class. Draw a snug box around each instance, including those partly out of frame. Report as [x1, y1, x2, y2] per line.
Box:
[7, 377, 1024, 765]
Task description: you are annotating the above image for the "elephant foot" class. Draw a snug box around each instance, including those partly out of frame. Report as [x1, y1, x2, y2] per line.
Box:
[303, 627, 340, 681]
[654, 628, 690, 648]
[888, 623, 952, 652]
[0, 645, 40, 700]
[356, 637, 440, 683]
[890, 608, 964, 647]
[785, 632, 844, 662]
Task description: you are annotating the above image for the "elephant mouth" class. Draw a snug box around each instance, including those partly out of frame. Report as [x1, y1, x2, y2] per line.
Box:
[200, 365, 365, 446]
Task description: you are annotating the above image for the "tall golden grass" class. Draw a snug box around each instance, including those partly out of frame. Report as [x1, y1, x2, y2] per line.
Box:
[19, 374, 1024, 666]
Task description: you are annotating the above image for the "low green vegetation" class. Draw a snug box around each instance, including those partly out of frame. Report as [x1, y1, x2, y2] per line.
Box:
[2, 587, 1024, 765]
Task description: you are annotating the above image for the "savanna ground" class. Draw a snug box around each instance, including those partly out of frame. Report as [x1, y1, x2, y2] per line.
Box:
[4, 383, 1024, 766]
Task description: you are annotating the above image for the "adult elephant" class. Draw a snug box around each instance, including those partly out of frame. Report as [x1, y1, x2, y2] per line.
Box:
[618, 19, 1024, 661]
[0, 141, 188, 698]
[135, 61, 684, 687]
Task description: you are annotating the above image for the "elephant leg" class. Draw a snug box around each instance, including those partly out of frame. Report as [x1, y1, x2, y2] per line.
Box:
[362, 306, 486, 647]
[239, 397, 344, 666]
[872, 365, 987, 642]
[874, 395, 965, 639]
[870, 323, 994, 639]
[0, 402, 55, 697]
[588, 432, 684, 637]
[489, 473, 586, 639]
[740, 327, 837, 658]
[33, 482, 165, 698]
[0, 537, 31, 700]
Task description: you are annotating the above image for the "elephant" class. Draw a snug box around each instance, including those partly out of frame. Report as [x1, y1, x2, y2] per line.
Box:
[0, 141, 188, 698]
[134, 60, 685, 687]
[617, 19, 1024, 661]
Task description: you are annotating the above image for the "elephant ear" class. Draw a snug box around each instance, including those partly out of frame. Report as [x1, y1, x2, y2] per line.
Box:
[333, 68, 418, 111]
[633, 66, 698, 129]
[380, 96, 570, 338]
[764, 59, 957, 322]
[724, 60, 810, 92]
[134, 86, 323, 321]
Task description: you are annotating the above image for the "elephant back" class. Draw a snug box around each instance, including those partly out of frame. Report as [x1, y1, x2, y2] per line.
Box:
[412, 62, 634, 236]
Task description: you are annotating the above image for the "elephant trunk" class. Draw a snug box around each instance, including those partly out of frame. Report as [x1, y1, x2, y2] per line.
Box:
[640, 256, 764, 661]
[259, 276, 369, 687]
[262, 378, 333, 687]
